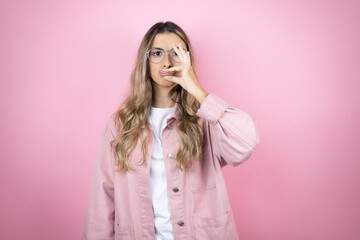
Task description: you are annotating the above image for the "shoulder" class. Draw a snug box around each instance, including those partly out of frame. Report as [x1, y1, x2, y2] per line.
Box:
[100, 111, 119, 141]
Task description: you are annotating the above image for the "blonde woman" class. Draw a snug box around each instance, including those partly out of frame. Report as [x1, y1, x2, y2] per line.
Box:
[84, 21, 259, 240]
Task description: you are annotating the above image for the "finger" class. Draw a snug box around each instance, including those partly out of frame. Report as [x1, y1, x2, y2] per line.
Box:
[177, 43, 187, 63]
[163, 75, 181, 84]
[172, 42, 185, 63]
[178, 43, 186, 55]
[162, 66, 181, 72]
[186, 51, 191, 65]
[178, 43, 190, 66]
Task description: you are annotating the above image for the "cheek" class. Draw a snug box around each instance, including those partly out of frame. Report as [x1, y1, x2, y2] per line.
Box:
[149, 63, 157, 78]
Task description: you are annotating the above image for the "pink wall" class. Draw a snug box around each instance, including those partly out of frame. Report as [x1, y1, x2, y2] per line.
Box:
[1, 0, 359, 239]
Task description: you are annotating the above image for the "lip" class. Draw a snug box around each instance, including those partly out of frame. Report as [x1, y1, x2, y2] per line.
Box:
[159, 70, 175, 77]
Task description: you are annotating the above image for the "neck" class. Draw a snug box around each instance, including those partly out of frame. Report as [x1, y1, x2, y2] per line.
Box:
[152, 84, 177, 108]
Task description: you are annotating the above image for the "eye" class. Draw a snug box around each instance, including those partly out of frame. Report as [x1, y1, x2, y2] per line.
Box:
[152, 50, 163, 57]
[170, 49, 178, 56]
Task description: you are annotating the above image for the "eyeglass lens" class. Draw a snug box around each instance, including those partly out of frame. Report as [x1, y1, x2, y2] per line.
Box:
[148, 48, 180, 63]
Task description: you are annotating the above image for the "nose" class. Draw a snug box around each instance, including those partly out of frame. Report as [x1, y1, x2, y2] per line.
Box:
[163, 52, 172, 68]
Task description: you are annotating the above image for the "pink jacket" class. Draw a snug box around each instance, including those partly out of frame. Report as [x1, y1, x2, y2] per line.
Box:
[84, 93, 259, 240]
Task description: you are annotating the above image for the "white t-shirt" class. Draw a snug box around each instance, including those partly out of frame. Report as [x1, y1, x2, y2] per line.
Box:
[149, 106, 175, 240]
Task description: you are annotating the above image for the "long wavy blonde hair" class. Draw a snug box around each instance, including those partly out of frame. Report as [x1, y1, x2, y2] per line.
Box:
[110, 21, 203, 172]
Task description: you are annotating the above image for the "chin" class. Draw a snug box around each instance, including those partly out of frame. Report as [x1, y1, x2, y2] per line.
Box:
[153, 77, 176, 88]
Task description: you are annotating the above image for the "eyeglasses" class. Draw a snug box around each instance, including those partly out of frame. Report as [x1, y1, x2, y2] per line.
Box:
[146, 47, 188, 64]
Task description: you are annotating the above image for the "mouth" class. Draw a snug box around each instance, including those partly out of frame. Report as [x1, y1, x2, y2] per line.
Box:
[159, 70, 175, 77]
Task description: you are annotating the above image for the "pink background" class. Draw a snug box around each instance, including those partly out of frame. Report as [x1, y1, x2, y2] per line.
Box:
[1, 0, 359, 239]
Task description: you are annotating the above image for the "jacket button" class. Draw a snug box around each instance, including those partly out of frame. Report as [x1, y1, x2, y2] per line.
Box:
[167, 124, 173, 130]
[168, 153, 175, 159]
[173, 187, 179, 192]
[178, 221, 184, 226]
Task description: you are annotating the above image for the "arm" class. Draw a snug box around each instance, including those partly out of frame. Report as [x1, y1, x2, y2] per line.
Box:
[161, 43, 259, 166]
[84, 124, 115, 239]
[197, 93, 259, 167]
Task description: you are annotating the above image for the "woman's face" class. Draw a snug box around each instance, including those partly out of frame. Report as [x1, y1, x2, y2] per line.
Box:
[148, 32, 187, 90]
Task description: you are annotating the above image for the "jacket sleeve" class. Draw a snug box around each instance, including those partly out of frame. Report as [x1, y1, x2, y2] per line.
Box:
[84, 123, 115, 239]
[196, 93, 259, 167]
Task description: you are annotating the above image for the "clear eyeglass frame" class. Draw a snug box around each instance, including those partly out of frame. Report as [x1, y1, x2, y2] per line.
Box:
[146, 47, 189, 64]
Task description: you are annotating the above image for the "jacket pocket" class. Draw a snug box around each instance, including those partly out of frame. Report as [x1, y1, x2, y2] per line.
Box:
[188, 155, 216, 192]
[114, 225, 134, 240]
[193, 209, 239, 240]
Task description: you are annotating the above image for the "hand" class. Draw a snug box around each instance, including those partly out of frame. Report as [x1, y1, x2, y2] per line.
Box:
[163, 42, 208, 104]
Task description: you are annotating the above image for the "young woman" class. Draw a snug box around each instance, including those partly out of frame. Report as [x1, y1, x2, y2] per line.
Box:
[84, 21, 259, 240]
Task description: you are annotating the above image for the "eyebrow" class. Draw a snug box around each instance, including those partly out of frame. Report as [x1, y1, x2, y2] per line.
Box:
[152, 47, 172, 50]
[151, 46, 187, 51]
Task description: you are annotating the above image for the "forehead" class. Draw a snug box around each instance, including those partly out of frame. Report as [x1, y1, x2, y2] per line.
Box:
[151, 32, 186, 49]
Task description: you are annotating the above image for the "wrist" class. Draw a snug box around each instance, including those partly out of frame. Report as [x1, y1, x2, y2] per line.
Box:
[192, 87, 208, 104]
